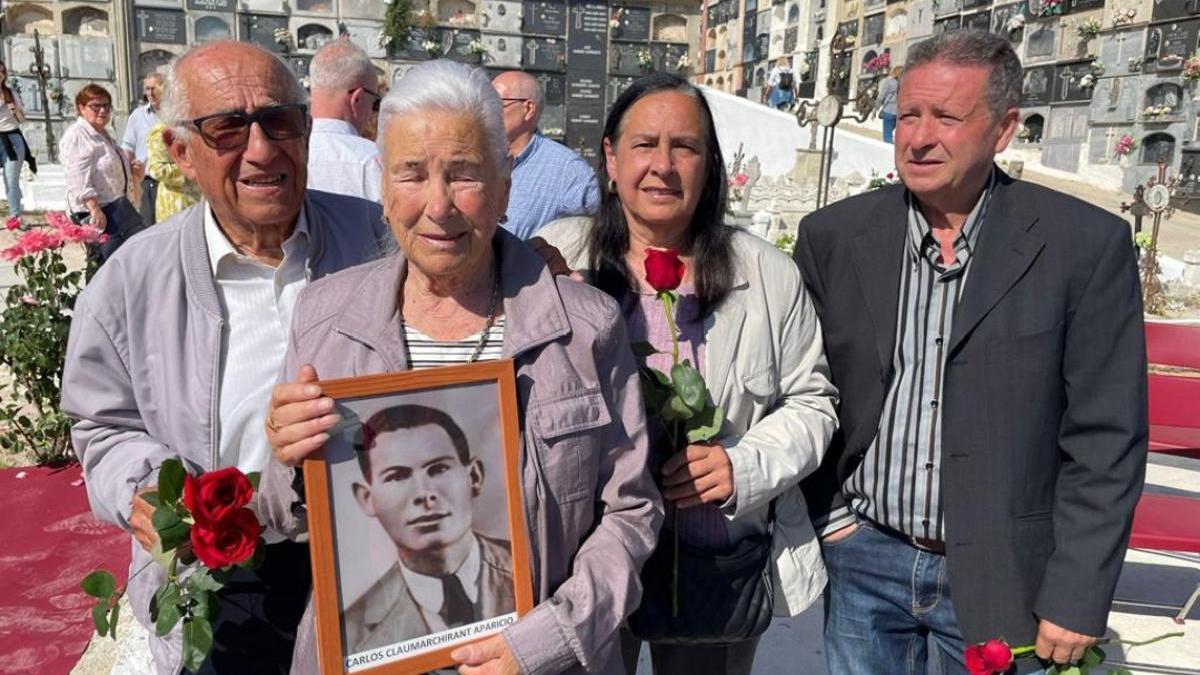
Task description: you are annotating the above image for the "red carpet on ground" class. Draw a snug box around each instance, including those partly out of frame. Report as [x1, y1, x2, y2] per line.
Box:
[0, 464, 130, 674]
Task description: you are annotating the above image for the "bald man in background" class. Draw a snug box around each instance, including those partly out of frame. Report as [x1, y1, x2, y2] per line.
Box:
[491, 71, 599, 239]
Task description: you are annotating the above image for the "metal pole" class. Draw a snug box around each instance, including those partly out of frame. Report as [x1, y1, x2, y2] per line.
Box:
[821, 127, 835, 209]
[815, 127, 828, 210]
[31, 30, 58, 164]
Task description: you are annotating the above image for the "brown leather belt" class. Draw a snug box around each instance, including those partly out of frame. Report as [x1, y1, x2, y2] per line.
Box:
[870, 520, 947, 554]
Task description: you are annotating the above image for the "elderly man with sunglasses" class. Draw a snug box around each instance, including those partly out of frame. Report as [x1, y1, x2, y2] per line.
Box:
[305, 38, 384, 202]
[61, 41, 387, 675]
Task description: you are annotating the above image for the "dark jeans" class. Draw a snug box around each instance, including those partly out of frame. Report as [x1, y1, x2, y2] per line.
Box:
[140, 175, 158, 225]
[822, 518, 969, 675]
[184, 540, 312, 675]
[882, 112, 898, 144]
[620, 629, 760, 675]
[71, 196, 145, 264]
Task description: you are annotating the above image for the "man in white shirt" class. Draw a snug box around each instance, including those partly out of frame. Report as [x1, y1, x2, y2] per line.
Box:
[61, 41, 386, 674]
[344, 404, 515, 654]
[305, 39, 383, 202]
[121, 72, 161, 223]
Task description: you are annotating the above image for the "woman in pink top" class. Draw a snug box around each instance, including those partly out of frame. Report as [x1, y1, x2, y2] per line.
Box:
[59, 83, 144, 262]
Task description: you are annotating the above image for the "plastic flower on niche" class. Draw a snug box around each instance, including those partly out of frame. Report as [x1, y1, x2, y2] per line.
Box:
[1115, 134, 1137, 156]
[1182, 55, 1200, 81]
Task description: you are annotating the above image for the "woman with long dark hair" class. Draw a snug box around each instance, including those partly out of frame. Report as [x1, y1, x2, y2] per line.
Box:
[536, 73, 838, 675]
[0, 59, 32, 220]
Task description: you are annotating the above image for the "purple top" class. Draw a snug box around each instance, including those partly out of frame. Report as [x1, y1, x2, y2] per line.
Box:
[624, 283, 731, 552]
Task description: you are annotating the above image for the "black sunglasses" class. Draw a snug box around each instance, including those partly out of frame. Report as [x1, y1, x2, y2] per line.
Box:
[354, 87, 382, 113]
[188, 103, 309, 150]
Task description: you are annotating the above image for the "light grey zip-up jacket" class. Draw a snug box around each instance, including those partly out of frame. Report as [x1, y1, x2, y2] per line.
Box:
[60, 191, 388, 674]
[257, 230, 664, 675]
[537, 218, 839, 617]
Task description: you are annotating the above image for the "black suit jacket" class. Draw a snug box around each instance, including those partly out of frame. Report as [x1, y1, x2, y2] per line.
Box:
[794, 170, 1148, 644]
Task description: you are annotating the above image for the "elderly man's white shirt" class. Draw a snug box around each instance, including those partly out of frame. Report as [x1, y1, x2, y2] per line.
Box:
[204, 206, 310, 480]
[398, 536, 483, 632]
[306, 118, 383, 202]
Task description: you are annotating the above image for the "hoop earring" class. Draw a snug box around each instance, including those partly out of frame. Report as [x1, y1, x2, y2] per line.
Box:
[607, 179, 617, 193]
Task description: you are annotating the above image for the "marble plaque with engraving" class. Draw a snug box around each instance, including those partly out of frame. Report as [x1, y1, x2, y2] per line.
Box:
[567, 1, 609, 71]
[1021, 64, 1055, 106]
[651, 43, 688, 73]
[135, 8, 187, 44]
[481, 1, 523, 33]
[192, 13, 234, 43]
[540, 104, 566, 138]
[239, 13, 289, 53]
[609, 42, 644, 76]
[1050, 61, 1096, 103]
[1089, 76, 1139, 123]
[340, 0, 385, 20]
[1157, 19, 1200, 70]
[864, 13, 885, 44]
[482, 34, 522, 67]
[566, 107, 604, 161]
[1151, 0, 1200, 23]
[908, 0, 935, 39]
[934, 0, 961, 16]
[933, 15, 961, 34]
[609, 75, 637, 103]
[58, 36, 114, 80]
[963, 10, 991, 32]
[1047, 103, 1090, 139]
[343, 21, 386, 58]
[10, 77, 49, 118]
[187, 0, 237, 10]
[992, 3, 1023, 40]
[1041, 140, 1082, 171]
[5, 35, 58, 79]
[1098, 30, 1145, 73]
[612, 6, 650, 41]
[1025, 21, 1058, 63]
[1087, 124, 1132, 163]
[445, 29, 483, 64]
[1067, 0, 1105, 13]
[241, 0, 287, 12]
[524, 0, 568, 35]
[524, 36, 568, 70]
[758, 9, 772, 35]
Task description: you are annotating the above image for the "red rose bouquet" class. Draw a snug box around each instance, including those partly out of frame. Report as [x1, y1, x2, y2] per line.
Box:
[81, 459, 264, 671]
[963, 631, 1181, 675]
[633, 248, 724, 615]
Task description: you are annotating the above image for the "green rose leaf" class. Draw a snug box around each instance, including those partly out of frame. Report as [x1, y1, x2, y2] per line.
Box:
[81, 570, 116, 598]
[246, 472, 261, 491]
[671, 361, 708, 412]
[153, 583, 183, 637]
[182, 616, 215, 672]
[158, 459, 186, 505]
[140, 492, 162, 509]
[91, 601, 110, 637]
[631, 341, 659, 358]
[152, 507, 191, 552]
[107, 600, 121, 638]
[194, 589, 222, 622]
[663, 392, 694, 421]
[188, 568, 223, 593]
[639, 366, 672, 413]
[1082, 645, 1105, 666]
[685, 404, 724, 443]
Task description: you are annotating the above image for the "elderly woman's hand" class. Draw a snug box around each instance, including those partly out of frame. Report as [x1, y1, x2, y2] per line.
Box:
[266, 364, 340, 466]
[661, 441, 735, 508]
[452, 635, 521, 675]
[527, 236, 583, 281]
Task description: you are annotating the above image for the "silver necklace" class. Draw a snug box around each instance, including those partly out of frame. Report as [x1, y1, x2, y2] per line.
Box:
[403, 262, 501, 364]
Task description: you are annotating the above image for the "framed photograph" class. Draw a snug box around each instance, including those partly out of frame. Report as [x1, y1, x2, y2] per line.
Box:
[303, 361, 533, 674]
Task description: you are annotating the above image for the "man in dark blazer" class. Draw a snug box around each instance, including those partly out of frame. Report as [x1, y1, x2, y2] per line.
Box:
[794, 31, 1147, 673]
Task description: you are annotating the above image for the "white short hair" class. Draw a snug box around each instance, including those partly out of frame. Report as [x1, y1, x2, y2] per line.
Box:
[159, 41, 308, 142]
[377, 60, 508, 173]
[309, 39, 376, 92]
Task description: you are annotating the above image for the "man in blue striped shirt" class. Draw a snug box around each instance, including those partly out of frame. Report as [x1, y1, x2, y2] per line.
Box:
[492, 71, 599, 240]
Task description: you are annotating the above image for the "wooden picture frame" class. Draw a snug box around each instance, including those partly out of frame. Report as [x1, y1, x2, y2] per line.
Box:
[303, 361, 533, 675]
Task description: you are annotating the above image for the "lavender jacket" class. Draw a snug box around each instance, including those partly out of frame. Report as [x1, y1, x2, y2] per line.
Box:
[258, 230, 664, 675]
[60, 191, 388, 675]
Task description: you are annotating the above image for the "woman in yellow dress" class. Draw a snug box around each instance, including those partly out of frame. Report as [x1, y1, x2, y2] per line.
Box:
[145, 119, 199, 221]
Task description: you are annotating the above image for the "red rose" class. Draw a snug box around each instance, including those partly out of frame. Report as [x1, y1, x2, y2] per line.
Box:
[644, 248, 685, 292]
[183, 467, 255, 525]
[189, 508, 262, 569]
[5, 216, 21, 231]
[981, 639, 1014, 672]
[964, 645, 990, 675]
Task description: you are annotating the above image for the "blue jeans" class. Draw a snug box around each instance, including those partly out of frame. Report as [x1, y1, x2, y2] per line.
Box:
[2, 131, 25, 216]
[882, 112, 897, 144]
[822, 519, 970, 675]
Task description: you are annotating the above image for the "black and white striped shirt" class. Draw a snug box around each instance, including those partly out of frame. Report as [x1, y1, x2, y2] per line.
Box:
[839, 176, 993, 542]
[402, 316, 506, 369]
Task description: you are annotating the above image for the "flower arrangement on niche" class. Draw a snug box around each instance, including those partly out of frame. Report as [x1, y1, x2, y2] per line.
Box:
[423, 39, 442, 56]
[676, 54, 691, 72]
[1006, 14, 1026, 35]
[866, 170, 902, 190]
[1114, 133, 1138, 157]
[1076, 18, 1102, 42]
[865, 52, 891, 74]
[1144, 104, 1175, 119]
[1129, 56, 1144, 72]
[637, 48, 654, 70]
[1039, 0, 1065, 17]
[467, 38, 488, 55]
[1112, 7, 1138, 27]
[1183, 54, 1200, 81]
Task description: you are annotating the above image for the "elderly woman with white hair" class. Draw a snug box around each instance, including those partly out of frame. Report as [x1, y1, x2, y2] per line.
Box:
[259, 59, 663, 675]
